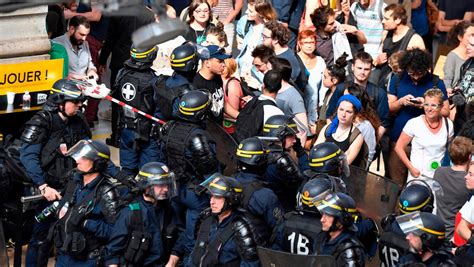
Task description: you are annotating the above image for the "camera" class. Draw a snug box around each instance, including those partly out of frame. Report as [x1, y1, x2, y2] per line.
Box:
[450, 88, 466, 107]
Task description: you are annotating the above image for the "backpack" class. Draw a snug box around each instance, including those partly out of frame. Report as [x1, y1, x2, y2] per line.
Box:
[234, 97, 277, 143]
[225, 77, 259, 97]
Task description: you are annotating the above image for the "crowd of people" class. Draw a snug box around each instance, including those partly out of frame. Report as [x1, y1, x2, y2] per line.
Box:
[9, 0, 474, 266]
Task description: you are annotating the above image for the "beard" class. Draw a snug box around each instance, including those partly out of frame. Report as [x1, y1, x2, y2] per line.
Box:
[70, 34, 83, 46]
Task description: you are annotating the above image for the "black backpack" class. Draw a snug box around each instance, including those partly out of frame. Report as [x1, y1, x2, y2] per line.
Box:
[234, 97, 276, 143]
[225, 77, 259, 97]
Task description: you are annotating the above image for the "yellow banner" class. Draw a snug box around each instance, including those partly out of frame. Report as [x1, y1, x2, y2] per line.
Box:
[0, 59, 63, 94]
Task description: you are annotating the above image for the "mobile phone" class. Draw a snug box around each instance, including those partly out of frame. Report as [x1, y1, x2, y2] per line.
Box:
[409, 98, 421, 104]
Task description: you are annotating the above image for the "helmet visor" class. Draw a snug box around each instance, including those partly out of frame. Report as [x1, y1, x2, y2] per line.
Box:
[66, 140, 108, 161]
[148, 174, 177, 200]
[199, 173, 227, 196]
[257, 137, 283, 154]
[396, 211, 445, 241]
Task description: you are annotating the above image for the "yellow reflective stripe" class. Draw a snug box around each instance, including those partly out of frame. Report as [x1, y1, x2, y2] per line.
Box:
[412, 220, 445, 238]
[308, 162, 323, 167]
[130, 46, 157, 58]
[236, 150, 252, 158]
[138, 171, 169, 178]
[311, 150, 341, 163]
[236, 149, 269, 155]
[97, 152, 110, 159]
[399, 197, 431, 213]
[180, 102, 209, 112]
[210, 182, 227, 191]
[51, 87, 81, 96]
[179, 108, 194, 115]
[170, 63, 185, 67]
[321, 200, 357, 213]
[234, 188, 243, 193]
[171, 54, 195, 63]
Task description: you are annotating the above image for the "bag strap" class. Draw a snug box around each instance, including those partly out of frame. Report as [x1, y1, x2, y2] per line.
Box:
[128, 201, 144, 232]
[225, 77, 239, 96]
[444, 117, 449, 149]
[399, 29, 415, 51]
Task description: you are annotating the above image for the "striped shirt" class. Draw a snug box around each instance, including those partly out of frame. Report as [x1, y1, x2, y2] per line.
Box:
[213, 0, 234, 22]
[350, 0, 386, 59]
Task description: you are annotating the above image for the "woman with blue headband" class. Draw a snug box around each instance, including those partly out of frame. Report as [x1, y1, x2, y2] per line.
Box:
[314, 94, 366, 167]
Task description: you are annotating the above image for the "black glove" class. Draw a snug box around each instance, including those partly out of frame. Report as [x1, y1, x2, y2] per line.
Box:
[294, 137, 306, 158]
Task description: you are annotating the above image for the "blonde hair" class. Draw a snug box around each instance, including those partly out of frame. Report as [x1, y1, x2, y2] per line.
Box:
[223, 58, 238, 79]
[424, 88, 444, 105]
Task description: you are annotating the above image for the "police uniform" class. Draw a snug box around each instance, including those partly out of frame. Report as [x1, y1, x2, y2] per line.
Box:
[161, 90, 219, 262]
[52, 140, 119, 266]
[378, 214, 409, 267]
[115, 45, 164, 175]
[20, 79, 91, 266]
[104, 162, 178, 266]
[190, 174, 259, 267]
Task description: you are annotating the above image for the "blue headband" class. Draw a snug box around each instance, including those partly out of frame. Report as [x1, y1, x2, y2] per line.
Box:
[326, 94, 362, 137]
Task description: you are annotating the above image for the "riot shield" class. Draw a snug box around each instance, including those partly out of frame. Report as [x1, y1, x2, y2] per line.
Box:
[205, 120, 238, 176]
[345, 165, 400, 222]
[257, 247, 336, 267]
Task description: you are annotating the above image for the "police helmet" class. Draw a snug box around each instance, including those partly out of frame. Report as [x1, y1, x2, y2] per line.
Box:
[236, 137, 270, 168]
[309, 142, 346, 175]
[170, 43, 199, 73]
[130, 43, 158, 64]
[263, 115, 299, 141]
[317, 192, 358, 231]
[49, 79, 86, 105]
[298, 175, 338, 214]
[66, 140, 110, 173]
[177, 90, 211, 122]
[399, 180, 434, 214]
[135, 162, 177, 200]
[396, 211, 446, 250]
[202, 173, 243, 213]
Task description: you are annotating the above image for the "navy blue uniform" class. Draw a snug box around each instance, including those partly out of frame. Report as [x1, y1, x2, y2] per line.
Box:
[233, 171, 284, 240]
[315, 231, 366, 267]
[104, 196, 172, 266]
[54, 173, 119, 266]
[189, 212, 259, 267]
[378, 215, 409, 267]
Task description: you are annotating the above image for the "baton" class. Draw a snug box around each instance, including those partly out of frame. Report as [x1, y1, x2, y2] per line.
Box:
[20, 195, 44, 203]
[73, 79, 167, 125]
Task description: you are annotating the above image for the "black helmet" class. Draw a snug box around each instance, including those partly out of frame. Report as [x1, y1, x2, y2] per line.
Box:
[66, 140, 110, 173]
[399, 180, 434, 214]
[135, 162, 177, 200]
[170, 43, 199, 72]
[177, 90, 211, 122]
[263, 115, 299, 140]
[317, 192, 358, 231]
[202, 173, 243, 214]
[236, 137, 270, 168]
[397, 211, 446, 250]
[298, 175, 341, 214]
[130, 43, 158, 64]
[309, 142, 346, 175]
[49, 79, 86, 105]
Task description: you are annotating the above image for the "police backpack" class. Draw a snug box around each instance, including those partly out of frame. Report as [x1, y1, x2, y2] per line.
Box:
[234, 97, 276, 143]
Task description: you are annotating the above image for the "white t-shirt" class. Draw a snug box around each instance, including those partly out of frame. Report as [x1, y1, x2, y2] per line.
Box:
[460, 195, 474, 224]
[403, 115, 453, 182]
[259, 94, 284, 127]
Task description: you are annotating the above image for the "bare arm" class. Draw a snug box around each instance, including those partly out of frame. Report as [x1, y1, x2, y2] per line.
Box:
[314, 124, 329, 147]
[64, 7, 102, 21]
[295, 112, 308, 145]
[224, 79, 242, 119]
[407, 34, 426, 50]
[411, 0, 422, 9]
[440, 99, 450, 117]
[394, 131, 420, 177]
[346, 132, 364, 165]
[457, 217, 472, 242]
[224, 0, 244, 24]
[436, 11, 463, 32]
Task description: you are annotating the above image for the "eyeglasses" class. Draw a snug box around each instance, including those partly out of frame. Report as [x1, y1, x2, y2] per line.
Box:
[301, 41, 316, 45]
[261, 33, 272, 40]
[423, 103, 441, 109]
[194, 9, 210, 14]
[407, 70, 427, 78]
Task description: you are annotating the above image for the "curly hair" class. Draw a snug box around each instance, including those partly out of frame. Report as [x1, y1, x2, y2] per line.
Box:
[206, 23, 228, 46]
[399, 48, 432, 73]
[251, 45, 275, 63]
[310, 6, 335, 30]
[345, 83, 381, 140]
[264, 20, 290, 46]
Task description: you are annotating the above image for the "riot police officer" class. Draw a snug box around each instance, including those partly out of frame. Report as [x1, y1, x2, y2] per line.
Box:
[315, 192, 365, 266]
[114, 43, 163, 175]
[20, 78, 91, 266]
[104, 162, 178, 266]
[272, 175, 341, 255]
[306, 142, 350, 180]
[163, 90, 219, 266]
[190, 174, 259, 267]
[154, 43, 199, 121]
[396, 212, 455, 266]
[262, 115, 307, 211]
[379, 180, 435, 267]
[51, 140, 119, 266]
[233, 137, 284, 246]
